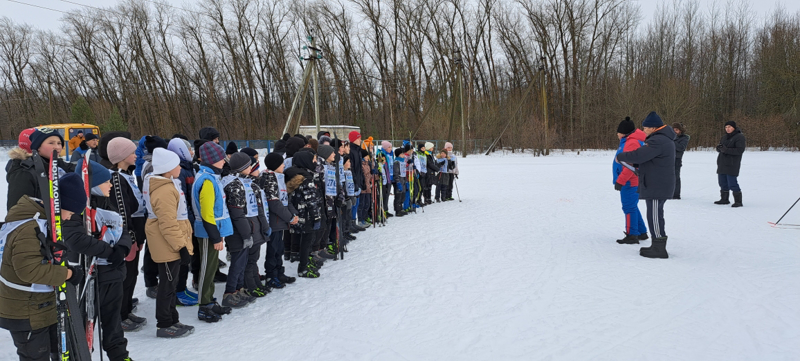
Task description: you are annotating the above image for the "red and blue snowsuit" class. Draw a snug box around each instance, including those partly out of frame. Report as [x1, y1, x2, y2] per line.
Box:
[614, 129, 647, 236]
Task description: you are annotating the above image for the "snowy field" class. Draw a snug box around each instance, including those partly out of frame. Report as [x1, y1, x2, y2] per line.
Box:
[2, 149, 799, 360]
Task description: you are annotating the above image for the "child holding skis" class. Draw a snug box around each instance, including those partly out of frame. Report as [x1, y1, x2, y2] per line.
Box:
[144, 148, 194, 338]
[72, 159, 134, 360]
[0, 175, 85, 361]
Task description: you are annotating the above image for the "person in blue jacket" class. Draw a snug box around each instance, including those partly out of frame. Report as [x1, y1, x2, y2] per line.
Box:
[612, 117, 648, 245]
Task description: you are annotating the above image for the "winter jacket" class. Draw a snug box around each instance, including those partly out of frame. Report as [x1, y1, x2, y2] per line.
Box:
[716, 129, 746, 177]
[0, 196, 70, 331]
[145, 176, 193, 263]
[258, 171, 297, 232]
[68, 136, 83, 154]
[70, 142, 102, 164]
[392, 158, 408, 191]
[177, 160, 196, 223]
[446, 151, 459, 175]
[6, 147, 76, 211]
[109, 167, 147, 248]
[284, 167, 321, 234]
[425, 152, 440, 186]
[248, 175, 271, 247]
[134, 136, 148, 180]
[674, 134, 690, 162]
[348, 143, 366, 190]
[362, 159, 373, 194]
[223, 175, 255, 253]
[613, 129, 646, 187]
[616, 126, 676, 200]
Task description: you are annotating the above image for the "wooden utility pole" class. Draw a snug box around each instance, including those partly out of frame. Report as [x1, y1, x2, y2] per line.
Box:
[282, 33, 323, 136]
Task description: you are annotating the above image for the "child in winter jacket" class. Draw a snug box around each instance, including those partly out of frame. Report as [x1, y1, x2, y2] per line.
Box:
[393, 148, 408, 217]
[191, 141, 234, 322]
[0, 176, 84, 361]
[241, 163, 271, 298]
[220, 152, 266, 308]
[283, 151, 322, 278]
[613, 117, 649, 244]
[435, 150, 451, 202]
[103, 136, 149, 332]
[258, 153, 298, 289]
[144, 148, 194, 338]
[72, 159, 133, 360]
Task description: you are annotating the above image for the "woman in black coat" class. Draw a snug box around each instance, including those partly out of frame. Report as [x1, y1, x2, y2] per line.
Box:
[714, 121, 746, 207]
[672, 123, 689, 199]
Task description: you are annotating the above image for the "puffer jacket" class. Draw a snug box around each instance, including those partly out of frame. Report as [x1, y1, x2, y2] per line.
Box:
[284, 167, 321, 234]
[0, 196, 69, 331]
[258, 171, 296, 232]
[145, 176, 193, 263]
[6, 148, 76, 211]
[613, 129, 646, 187]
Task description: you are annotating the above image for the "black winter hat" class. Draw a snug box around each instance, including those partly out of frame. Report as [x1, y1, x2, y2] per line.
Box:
[394, 148, 404, 157]
[59, 173, 87, 213]
[617, 117, 636, 135]
[330, 139, 343, 150]
[285, 136, 306, 157]
[228, 152, 252, 173]
[361, 148, 369, 158]
[199, 127, 220, 142]
[144, 135, 168, 154]
[294, 134, 309, 145]
[172, 133, 189, 140]
[265, 153, 285, 171]
[84, 133, 98, 142]
[30, 127, 64, 153]
[642, 112, 664, 128]
[403, 144, 413, 153]
[226, 141, 238, 155]
[725, 121, 737, 129]
[293, 151, 315, 171]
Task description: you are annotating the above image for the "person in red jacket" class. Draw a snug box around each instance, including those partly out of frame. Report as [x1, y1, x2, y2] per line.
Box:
[613, 117, 648, 244]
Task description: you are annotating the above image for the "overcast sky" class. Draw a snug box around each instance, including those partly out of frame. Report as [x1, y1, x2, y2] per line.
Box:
[3, 0, 800, 33]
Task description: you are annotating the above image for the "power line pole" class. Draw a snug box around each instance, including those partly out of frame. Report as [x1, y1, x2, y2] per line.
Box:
[282, 32, 323, 136]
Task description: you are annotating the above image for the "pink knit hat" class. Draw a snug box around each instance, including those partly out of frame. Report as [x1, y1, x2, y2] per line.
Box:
[444, 142, 453, 150]
[381, 141, 392, 151]
[107, 137, 138, 165]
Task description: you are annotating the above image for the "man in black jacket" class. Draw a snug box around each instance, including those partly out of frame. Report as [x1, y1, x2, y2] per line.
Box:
[714, 121, 746, 207]
[616, 112, 676, 259]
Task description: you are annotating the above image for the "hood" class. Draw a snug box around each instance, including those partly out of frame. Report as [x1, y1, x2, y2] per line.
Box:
[148, 175, 177, 194]
[5, 195, 47, 222]
[627, 129, 646, 143]
[8, 147, 32, 161]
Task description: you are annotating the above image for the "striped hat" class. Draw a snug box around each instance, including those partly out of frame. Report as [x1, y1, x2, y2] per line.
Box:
[199, 141, 226, 165]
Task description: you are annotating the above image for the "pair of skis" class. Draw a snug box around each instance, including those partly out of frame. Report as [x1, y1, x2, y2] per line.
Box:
[33, 150, 92, 361]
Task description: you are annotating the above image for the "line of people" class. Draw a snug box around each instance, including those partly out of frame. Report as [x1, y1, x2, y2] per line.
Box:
[1, 126, 459, 360]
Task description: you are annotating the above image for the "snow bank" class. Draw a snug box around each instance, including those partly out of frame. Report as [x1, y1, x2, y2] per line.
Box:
[1, 150, 799, 360]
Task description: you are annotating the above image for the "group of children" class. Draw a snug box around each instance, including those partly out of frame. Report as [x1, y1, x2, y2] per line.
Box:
[0, 126, 459, 360]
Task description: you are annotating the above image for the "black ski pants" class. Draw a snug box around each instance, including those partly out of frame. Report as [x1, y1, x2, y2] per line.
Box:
[98, 280, 129, 361]
[156, 260, 181, 329]
[645, 198, 668, 239]
[120, 249, 140, 319]
[8, 324, 57, 361]
[264, 231, 285, 279]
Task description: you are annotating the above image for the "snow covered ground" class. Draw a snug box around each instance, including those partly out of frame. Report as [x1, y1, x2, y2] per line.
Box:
[1, 148, 799, 360]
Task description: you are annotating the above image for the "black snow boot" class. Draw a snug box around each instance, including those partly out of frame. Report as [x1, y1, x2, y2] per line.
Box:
[638, 233, 649, 241]
[616, 233, 640, 244]
[732, 192, 743, 208]
[640, 237, 669, 259]
[714, 191, 730, 205]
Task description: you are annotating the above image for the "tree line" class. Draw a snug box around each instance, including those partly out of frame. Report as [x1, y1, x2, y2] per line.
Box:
[1, 0, 799, 152]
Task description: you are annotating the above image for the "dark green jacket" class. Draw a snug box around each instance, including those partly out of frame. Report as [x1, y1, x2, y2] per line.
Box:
[0, 196, 69, 331]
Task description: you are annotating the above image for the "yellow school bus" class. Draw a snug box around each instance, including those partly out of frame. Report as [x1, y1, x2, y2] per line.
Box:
[37, 123, 100, 158]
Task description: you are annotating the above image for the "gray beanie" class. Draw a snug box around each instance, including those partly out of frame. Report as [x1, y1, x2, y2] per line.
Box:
[318, 145, 335, 160]
[229, 152, 252, 173]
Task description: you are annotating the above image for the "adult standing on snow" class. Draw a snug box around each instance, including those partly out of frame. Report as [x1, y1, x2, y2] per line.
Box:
[714, 121, 746, 207]
[613, 117, 648, 244]
[672, 123, 689, 200]
[616, 112, 675, 259]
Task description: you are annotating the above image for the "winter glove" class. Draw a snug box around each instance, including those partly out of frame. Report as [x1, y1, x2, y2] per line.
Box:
[67, 265, 84, 285]
[244, 236, 254, 248]
[179, 247, 191, 265]
[716, 144, 723, 152]
[614, 183, 623, 191]
[107, 246, 127, 266]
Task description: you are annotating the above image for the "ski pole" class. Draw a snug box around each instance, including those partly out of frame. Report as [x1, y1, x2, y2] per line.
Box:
[775, 196, 800, 225]
[454, 177, 462, 202]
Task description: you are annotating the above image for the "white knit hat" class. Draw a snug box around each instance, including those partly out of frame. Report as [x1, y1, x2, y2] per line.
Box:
[425, 142, 434, 151]
[151, 148, 180, 175]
